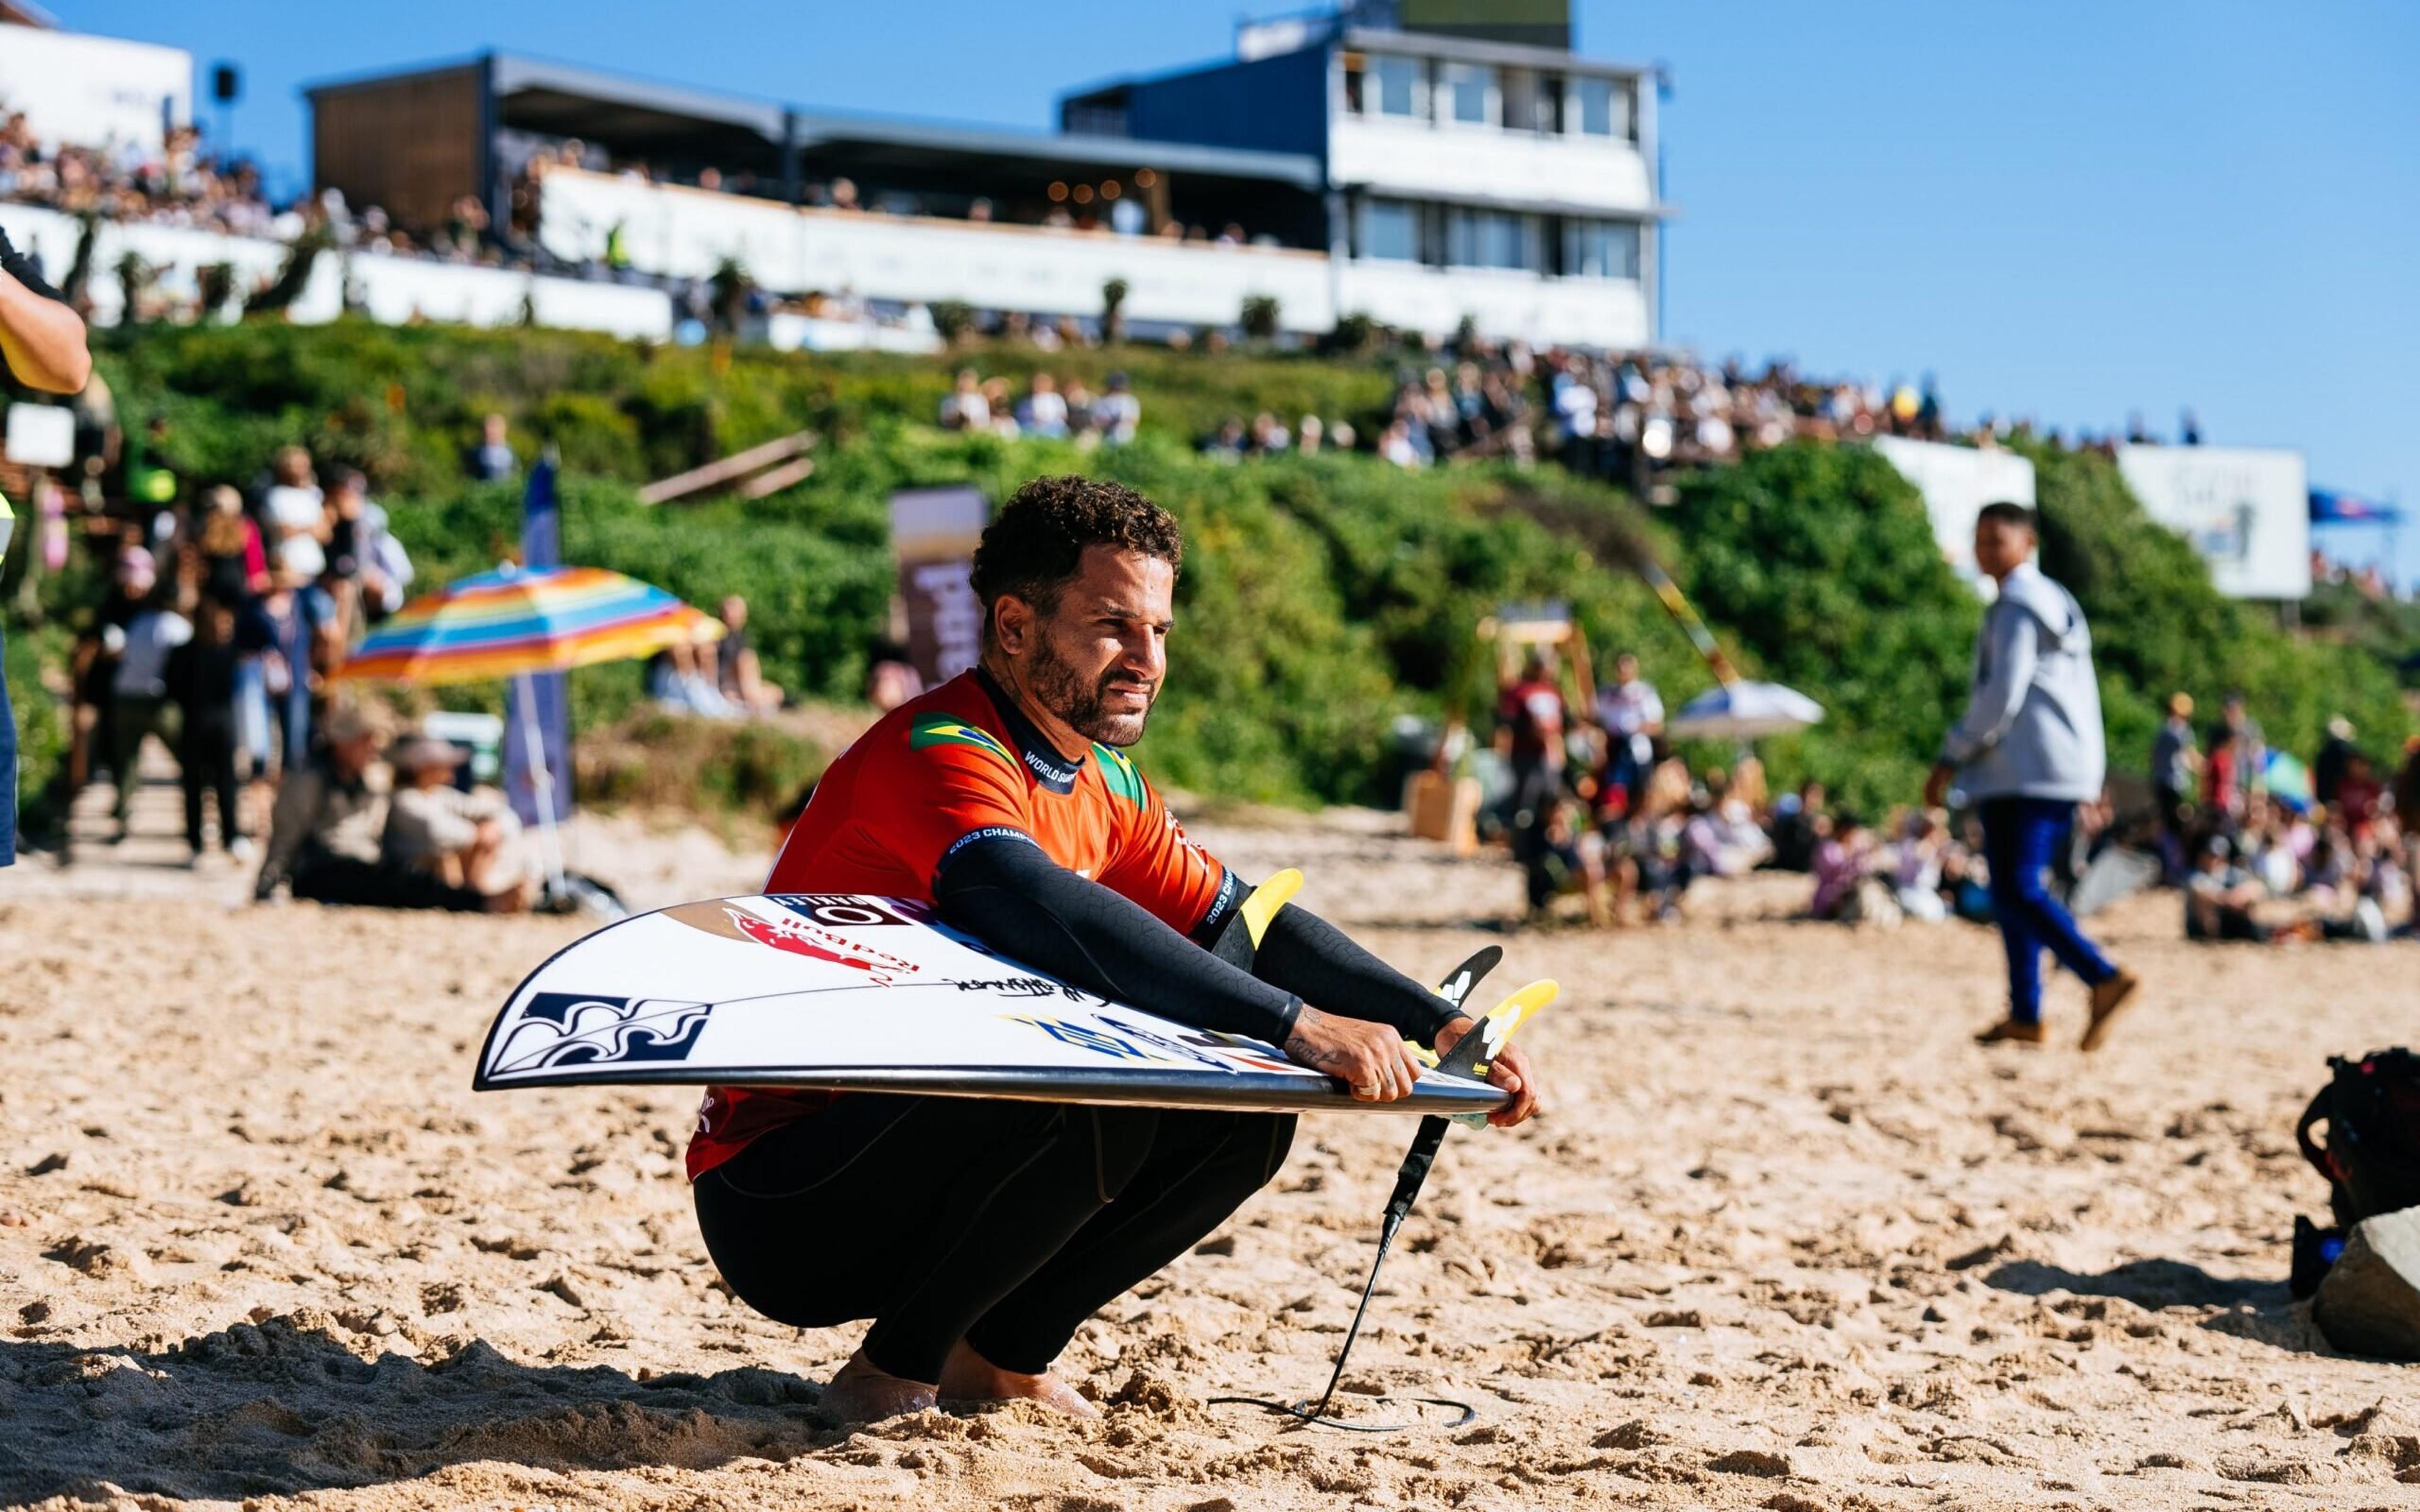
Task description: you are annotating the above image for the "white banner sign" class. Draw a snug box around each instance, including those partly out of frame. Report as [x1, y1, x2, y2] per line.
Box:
[1872, 437, 2037, 590]
[4, 403, 74, 468]
[0, 25, 191, 155]
[889, 486, 989, 689]
[2116, 445, 2310, 600]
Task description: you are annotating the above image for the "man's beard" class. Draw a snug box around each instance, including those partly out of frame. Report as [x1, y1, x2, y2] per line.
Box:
[1028, 633, 1155, 748]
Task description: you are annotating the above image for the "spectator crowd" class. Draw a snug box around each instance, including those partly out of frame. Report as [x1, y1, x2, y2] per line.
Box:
[52, 427, 563, 911]
[5, 105, 2302, 492]
[2150, 696, 2416, 946]
[1475, 648, 2416, 948]
[1, 115, 275, 237]
[937, 368, 1144, 447]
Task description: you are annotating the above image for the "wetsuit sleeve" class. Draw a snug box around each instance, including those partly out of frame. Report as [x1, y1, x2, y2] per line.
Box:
[1094, 750, 1243, 940]
[1253, 904, 1466, 1048]
[0, 227, 63, 303]
[935, 834, 1302, 1045]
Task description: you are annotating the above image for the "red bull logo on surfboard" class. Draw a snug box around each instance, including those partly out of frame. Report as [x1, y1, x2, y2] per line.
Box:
[727, 906, 921, 983]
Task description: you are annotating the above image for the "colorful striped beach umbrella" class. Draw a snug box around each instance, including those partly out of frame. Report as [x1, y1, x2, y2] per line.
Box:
[335, 564, 722, 902]
[337, 564, 721, 687]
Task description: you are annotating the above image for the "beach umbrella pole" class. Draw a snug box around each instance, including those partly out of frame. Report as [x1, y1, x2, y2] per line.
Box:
[515, 672, 570, 902]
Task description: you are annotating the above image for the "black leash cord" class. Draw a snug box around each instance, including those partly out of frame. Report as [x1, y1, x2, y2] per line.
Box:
[1207, 1176, 1475, 1432]
[1207, 948, 1503, 1434]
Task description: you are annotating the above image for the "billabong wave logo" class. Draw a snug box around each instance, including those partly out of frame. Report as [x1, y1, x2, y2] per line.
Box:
[492, 993, 713, 1074]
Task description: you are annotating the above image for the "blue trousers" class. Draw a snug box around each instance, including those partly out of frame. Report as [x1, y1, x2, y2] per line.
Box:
[1981, 797, 2114, 1022]
[1, 617, 15, 867]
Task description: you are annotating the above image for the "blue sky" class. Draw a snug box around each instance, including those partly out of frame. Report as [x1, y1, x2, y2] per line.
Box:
[59, 0, 2420, 585]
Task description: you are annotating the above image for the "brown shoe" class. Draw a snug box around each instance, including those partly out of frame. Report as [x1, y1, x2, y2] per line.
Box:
[1974, 1017, 2048, 1047]
[2080, 970, 2140, 1052]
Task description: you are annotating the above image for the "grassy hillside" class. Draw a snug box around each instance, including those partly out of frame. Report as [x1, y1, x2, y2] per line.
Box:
[11, 320, 2406, 827]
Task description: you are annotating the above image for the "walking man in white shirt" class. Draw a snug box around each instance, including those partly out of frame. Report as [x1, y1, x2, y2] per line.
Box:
[1926, 503, 2140, 1050]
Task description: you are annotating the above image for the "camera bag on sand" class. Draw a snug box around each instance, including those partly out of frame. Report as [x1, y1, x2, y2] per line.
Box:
[2296, 1048, 2420, 1230]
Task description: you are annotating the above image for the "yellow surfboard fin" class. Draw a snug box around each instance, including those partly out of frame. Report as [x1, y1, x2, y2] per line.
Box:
[1410, 972, 1554, 1070]
[1461, 977, 1558, 1059]
[1240, 868, 1303, 947]
[1437, 978, 1556, 1078]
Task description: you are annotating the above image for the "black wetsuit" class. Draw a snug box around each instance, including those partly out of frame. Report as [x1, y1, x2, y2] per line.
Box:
[694, 1094, 1294, 1378]
[694, 822, 1461, 1385]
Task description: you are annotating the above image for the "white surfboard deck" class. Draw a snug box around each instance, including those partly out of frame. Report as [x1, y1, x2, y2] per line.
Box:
[474, 893, 1506, 1116]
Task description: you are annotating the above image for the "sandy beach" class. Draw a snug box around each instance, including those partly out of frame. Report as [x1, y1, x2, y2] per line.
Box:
[2, 808, 2415, 1510]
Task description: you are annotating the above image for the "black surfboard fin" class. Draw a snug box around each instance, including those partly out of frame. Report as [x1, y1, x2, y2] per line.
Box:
[1431, 944, 1502, 1017]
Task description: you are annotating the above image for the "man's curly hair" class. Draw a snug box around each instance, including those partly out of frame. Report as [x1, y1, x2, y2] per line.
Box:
[969, 476, 1183, 640]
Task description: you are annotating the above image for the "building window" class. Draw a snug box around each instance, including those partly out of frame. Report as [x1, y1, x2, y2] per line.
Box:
[1373, 55, 1424, 119]
[1572, 76, 1630, 139]
[1500, 69, 1545, 132]
[1447, 208, 1536, 271]
[1562, 218, 1641, 280]
[1360, 198, 1422, 261]
[1439, 62, 1496, 127]
[1064, 101, 1127, 138]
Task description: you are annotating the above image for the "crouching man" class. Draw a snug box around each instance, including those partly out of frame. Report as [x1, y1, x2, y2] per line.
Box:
[688, 476, 1541, 1419]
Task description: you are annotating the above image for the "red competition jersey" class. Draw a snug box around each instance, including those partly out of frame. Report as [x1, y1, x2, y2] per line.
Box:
[686, 670, 1240, 1178]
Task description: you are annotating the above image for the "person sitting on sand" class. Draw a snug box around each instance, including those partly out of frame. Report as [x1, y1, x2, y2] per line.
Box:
[1892, 810, 1951, 923]
[380, 735, 531, 911]
[713, 595, 783, 717]
[1809, 811, 1877, 922]
[254, 706, 504, 912]
[2186, 835, 2290, 942]
[686, 476, 1542, 1423]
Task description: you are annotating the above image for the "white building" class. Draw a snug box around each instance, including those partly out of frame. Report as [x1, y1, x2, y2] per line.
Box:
[1063, 3, 1665, 346]
[304, 2, 1664, 347]
[0, 7, 192, 158]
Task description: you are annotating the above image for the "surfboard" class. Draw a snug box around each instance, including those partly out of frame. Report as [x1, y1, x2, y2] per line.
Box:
[473, 892, 1516, 1116]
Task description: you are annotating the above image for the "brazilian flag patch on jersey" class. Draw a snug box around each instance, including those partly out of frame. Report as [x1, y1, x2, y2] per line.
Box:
[1093, 743, 1146, 807]
[911, 716, 1016, 765]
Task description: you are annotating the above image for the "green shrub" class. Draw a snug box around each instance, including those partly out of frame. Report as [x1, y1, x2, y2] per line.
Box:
[929, 301, 977, 346]
[33, 322, 2405, 830]
[576, 707, 824, 819]
[1664, 443, 1979, 811]
[4, 619, 69, 842]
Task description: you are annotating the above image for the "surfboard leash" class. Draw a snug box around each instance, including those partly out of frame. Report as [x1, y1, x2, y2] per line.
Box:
[1211, 958, 1556, 1433]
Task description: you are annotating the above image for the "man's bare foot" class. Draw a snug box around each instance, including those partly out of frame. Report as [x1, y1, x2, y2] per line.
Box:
[820, 1349, 938, 1421]
[2080, 969, 2140, 1052]
[937, 1339, 1099, 1419]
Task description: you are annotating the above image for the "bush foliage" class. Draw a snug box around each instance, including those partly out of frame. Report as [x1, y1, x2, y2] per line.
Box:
[8, 319, 2400, 826]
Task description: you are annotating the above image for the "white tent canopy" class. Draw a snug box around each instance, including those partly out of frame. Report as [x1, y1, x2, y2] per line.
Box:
[1666, 680, 1824, 740]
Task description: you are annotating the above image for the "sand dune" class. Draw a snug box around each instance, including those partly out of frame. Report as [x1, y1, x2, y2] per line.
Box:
[1, 811, 2414, 1509]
